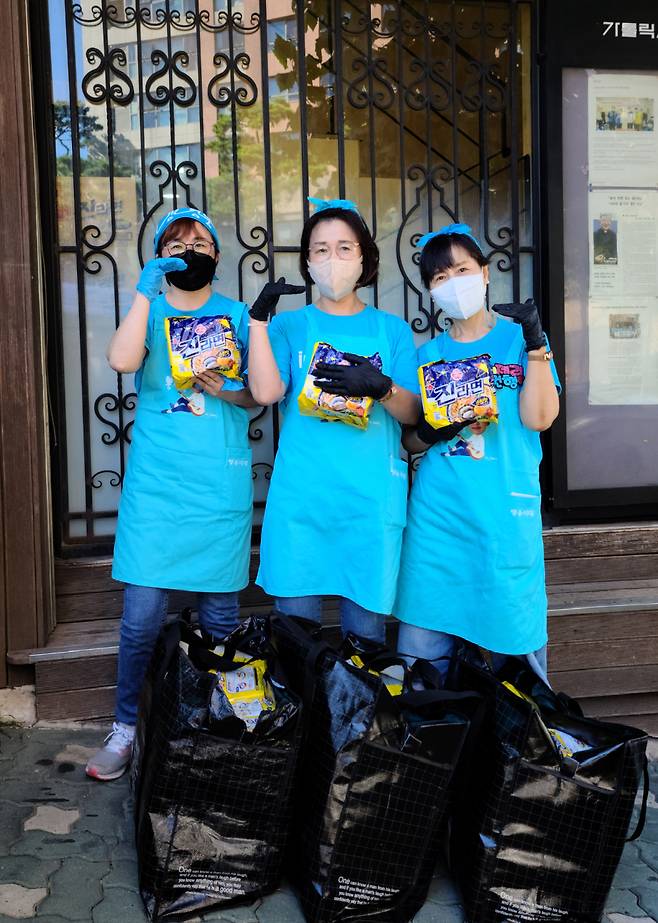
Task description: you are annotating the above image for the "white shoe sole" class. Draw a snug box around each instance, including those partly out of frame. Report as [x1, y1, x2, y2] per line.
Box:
[85, 762, 130, 781]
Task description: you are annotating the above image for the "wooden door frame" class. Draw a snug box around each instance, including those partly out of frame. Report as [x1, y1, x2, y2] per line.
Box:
[0, 0, 55, 686]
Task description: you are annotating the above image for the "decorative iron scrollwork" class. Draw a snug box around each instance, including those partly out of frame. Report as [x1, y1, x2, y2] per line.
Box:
[89, 470, 122, 488]
[82, 47, 134, 106]
[346, 56, 396, 110]
[198, 9, 261, 35]
[145, 49, 197, 107]
[49, 0, 535, 546]
[94, 392, 137, 447]
[208, 52, 258, 108]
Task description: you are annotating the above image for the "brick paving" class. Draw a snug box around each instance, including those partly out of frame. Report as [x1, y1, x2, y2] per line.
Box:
[0, 727, 656, 922]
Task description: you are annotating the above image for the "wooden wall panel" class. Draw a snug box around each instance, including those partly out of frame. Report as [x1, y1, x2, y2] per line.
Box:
[0, 0, 54, 686]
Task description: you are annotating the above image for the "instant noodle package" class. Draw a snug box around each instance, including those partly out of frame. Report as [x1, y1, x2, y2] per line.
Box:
[298, 341, 383, 430]
[419, 353, 498, 430]
[165, 314, 242, 389]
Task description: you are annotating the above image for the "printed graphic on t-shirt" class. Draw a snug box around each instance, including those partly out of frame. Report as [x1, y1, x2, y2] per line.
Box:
[161, 390, 205, 416]
[161, 374, 207, 416]
[441, 420, 492, 460]
[491, 362, 524, 391]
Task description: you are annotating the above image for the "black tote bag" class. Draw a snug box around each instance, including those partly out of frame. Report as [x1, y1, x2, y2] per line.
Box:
[270, 613, 482, 923]
[132, 614, 303, 920]
[449, 650, 649, 923]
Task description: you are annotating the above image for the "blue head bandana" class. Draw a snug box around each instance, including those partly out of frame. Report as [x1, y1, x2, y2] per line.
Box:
[308, 196, 361, 217]
[153, 207, 221, 255]
[415, 222, 483, 253]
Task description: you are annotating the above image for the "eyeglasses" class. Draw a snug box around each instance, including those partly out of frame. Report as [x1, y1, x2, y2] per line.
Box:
[308, 241, 361, 262]
[165, 240, 215, 257]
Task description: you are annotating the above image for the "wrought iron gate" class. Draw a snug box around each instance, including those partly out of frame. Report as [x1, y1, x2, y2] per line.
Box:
[34, 0, 538, 553]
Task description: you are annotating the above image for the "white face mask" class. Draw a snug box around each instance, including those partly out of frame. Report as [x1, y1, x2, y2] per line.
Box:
[430, 272, 486, 320]
[308, 257, 363, 302]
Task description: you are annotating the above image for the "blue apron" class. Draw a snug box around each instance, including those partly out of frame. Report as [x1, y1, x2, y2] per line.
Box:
[257, 306, 408, 614]
[395, 319, 557, 655]
[112, 292, 253, 592]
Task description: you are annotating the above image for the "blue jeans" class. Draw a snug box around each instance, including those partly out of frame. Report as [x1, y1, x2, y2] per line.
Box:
[396, 622, 549, 686]
[115, 584, 239, 725]
[276, 595, 386, 644]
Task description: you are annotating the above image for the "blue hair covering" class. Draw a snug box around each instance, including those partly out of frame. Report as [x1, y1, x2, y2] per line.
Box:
[415, 222, 483, 253]
[308, 196, 361, 216]
[153, 207, 221, 255]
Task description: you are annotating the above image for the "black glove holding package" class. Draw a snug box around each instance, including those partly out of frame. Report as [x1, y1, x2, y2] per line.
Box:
[416, 415, 470, 447]
[269, 613, 483, 923]
[132, 613, 303, 921]
[249, 277, 305, 322]
[313, 351, 392, 399]
[494, 298, 546, 351]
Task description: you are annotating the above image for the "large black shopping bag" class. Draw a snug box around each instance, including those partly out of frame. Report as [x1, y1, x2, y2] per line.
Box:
[449, 649, 650, 923]
[270, 613, 482, 923]
[132, 613, 303, 921]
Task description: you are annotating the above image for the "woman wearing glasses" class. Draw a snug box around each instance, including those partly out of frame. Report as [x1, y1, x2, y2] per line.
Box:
[394, 224, 560, 683]
[247, 198, 419, 640]
[86, 207, 256, 781]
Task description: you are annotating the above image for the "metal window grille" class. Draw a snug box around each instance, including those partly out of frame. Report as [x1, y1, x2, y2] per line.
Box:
[33, 0, 538, 554]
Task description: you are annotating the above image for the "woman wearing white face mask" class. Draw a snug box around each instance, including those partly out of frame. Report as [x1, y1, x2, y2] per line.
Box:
[394, 223, 560, 682]
[247, 198, 420, 639]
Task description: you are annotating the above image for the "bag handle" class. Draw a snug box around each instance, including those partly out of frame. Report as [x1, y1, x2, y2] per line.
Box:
[626, 755, 650, 842]
[151, 617, 185, 698]
[398, 688, 483, 710]
[270, 612, 330, 705]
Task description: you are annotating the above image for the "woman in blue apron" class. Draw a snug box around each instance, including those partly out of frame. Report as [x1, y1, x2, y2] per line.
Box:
[86, 207, 255, 781]
[395, 223, 560, 682]
[247, 198, 420, 640]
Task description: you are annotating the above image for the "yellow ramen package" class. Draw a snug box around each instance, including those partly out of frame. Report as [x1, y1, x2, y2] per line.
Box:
[419, 353, 498, 430]
[298, 341, 384, 430]
[216, 659, 276, 731]
[165, 314, 242, 390]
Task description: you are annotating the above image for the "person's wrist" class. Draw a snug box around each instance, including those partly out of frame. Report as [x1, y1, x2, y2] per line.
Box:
[416, 416, 440, 446]
[525, 331, 547, 352]
[135, 283, 156, 302]
[377, 379, 395, 402]
[248, 317, 269, 328]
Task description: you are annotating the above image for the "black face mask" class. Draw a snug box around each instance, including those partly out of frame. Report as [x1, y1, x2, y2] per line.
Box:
[165, 249, 217, 291]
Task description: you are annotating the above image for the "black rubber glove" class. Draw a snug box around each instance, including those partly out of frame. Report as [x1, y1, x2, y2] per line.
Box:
[494, 299, 546, 351]
[416, 416, 470, 446]
[313, 352, 393, 400]
[249, 277, 305, 321]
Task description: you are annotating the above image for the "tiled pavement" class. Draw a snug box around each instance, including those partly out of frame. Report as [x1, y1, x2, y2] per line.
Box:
[0, 726, 656, 923]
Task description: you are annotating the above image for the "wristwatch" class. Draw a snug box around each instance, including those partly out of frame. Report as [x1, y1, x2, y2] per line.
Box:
[379, 384, 398, 403]
[527, 350, 554, 362]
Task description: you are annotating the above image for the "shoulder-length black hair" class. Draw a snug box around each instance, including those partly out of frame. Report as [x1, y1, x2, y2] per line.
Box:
[299, 208, 379, 288]
[419, 231, 489, 289]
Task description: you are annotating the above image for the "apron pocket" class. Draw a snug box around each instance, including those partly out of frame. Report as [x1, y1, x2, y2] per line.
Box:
[495, 476, 542, 570]
[385, 457, 409, 528]
[221, 447, 253, 513]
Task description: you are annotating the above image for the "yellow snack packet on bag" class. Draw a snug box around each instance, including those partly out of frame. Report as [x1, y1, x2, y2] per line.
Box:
[418, 354, 498, 430]
[216, 659, 276, 731]
[165, 314, 242, 390]
[298, 341, 384, 430]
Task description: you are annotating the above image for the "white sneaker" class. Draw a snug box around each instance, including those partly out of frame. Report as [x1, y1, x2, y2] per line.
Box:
[85, 722, 135, 781]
